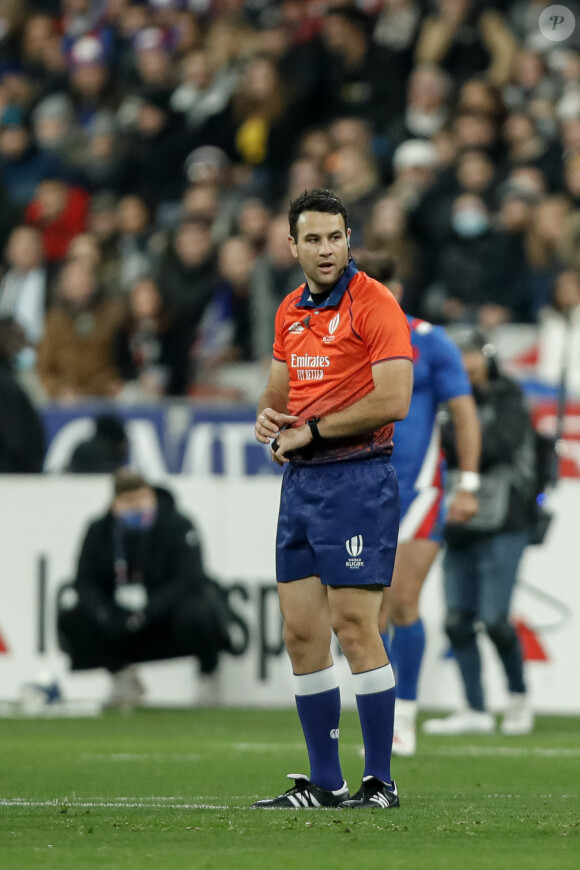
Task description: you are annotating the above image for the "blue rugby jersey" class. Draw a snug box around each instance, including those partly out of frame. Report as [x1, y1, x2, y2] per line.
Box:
[392, 316, 471, 493]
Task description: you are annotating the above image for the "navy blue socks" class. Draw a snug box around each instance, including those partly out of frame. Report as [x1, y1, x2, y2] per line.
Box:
[353, 664, 396, 787]
[294, 666, 343, 791]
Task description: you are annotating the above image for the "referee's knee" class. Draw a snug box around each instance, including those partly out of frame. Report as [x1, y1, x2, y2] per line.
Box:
[283, 622, 325, 655]
[283, 625, 332, 673]
[332, 619, 366, 661]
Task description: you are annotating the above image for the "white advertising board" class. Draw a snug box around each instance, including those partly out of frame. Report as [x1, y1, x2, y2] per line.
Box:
[0, 477, 578, 714]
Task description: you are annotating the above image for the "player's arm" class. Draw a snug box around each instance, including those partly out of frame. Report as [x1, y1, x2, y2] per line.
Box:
[255, 359, 298, 444]
[446, 393, 481, 524]
[272, 358, 413, 463]
[428, 325, 481, 523]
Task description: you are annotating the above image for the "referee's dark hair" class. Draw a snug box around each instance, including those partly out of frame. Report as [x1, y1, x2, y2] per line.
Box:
[288, 188, 348, 242]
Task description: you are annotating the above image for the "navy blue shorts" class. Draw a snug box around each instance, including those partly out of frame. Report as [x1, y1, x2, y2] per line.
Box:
[276, 457, 400, 587]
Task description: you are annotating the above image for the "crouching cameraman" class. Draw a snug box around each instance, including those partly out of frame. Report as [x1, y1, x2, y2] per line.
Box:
[58, 468, 234, 708]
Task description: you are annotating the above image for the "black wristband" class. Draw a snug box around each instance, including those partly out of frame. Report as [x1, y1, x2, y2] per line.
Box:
[306, 416, 322, 441]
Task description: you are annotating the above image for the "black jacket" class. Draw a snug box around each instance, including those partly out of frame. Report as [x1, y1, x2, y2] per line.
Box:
[74, 488, 211, 629]
[442, 373, 537, 542]
[0, 357, 45, 473]
[159, 248, 217, 328]
[123, 114, 194, 206]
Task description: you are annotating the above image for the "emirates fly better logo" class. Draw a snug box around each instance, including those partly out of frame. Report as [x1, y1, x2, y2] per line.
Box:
[346, 534, 364, 568]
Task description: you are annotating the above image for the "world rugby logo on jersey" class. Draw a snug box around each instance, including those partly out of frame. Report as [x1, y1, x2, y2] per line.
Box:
[346, 534, 364, 568]
[323, 313, 340, 343]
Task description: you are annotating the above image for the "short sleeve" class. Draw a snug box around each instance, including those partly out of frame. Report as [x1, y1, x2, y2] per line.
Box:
[355, 284, 412, 364]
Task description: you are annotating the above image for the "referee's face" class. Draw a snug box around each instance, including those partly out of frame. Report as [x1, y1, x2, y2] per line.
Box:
[289, 211, 350, 296]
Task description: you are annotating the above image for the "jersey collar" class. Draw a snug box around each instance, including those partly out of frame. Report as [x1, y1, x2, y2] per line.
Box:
[295, 260, 358, 309]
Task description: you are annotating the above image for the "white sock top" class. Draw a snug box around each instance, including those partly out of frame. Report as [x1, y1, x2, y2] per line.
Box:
[293, 665, 339, 696]
[352, 664, 395, 695]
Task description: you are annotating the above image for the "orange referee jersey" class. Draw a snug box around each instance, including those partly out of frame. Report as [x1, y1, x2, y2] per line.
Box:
[273, 261, 412, 463]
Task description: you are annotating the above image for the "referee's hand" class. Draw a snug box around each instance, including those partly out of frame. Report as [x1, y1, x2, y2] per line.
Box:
[255, 408, 298, 444]
[270, 425, 313, 465]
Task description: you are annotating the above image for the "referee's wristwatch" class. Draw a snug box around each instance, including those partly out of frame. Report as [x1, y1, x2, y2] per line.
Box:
[306, 416, 323, 442]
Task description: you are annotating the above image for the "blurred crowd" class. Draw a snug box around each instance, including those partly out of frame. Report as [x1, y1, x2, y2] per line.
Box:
[1, 0, 580, 406]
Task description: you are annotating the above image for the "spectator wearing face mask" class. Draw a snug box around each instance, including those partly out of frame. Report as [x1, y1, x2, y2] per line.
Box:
[422, 192, 515, 327]
[57, 468, 235, 709]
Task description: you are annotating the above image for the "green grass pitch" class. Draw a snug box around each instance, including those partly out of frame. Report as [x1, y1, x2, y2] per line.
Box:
[1, 709, 578, 869]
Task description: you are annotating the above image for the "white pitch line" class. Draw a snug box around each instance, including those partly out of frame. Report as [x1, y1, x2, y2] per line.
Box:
[416, 747, 580, 757]
[233, 743, 304, 752]
[0, 799, 228, 810]
[73, 744, 580, 760]
[1, 794, 578, 810]
[80, 753, 200, 762]
[232, 743, 580, 757]
[79, 746, 305, 760]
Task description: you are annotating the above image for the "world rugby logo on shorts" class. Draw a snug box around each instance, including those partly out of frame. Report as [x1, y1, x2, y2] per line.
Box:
[346, 535, 363, 557]
[346, 535, 364, 568]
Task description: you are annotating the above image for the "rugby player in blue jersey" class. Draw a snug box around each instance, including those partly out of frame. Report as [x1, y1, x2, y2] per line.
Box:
[358, 252, 481, 756]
